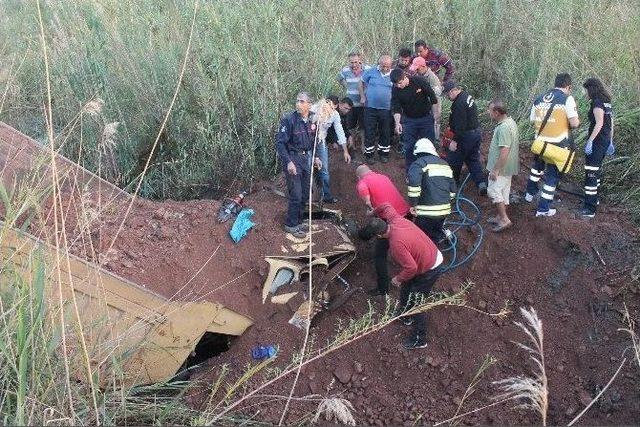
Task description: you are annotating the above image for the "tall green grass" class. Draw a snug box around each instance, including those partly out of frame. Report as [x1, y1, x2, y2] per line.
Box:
[0, 0, 638, 201]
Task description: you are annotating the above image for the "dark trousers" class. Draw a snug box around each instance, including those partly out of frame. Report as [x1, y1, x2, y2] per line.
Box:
[525, 156, 561, 213]
[402, 115, 435, 172]
[364, 107, 391, 157]
[398, 267, 442, 338]
[284, 152, 311, 227]
[446, 129, 485, 187]
[415, 216, 446, 242]
[350, 106, 365, 130]
[584, 139, 608, 213]
[374, 238, 390, 293]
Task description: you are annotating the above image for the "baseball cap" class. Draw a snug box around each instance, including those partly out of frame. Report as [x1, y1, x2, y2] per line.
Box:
[408, 56, 426, 72]
[442, 80, 458, 94]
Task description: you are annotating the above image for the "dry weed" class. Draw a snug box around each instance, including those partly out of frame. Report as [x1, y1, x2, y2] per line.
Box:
[312, 397, 356, 426]
[493, 307, 548, 425]
[82, 98, 104, 117]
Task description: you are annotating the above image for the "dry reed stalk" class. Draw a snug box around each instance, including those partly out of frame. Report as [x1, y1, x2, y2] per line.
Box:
[312, 397, 356, 426]
[493, 307, 548, 425]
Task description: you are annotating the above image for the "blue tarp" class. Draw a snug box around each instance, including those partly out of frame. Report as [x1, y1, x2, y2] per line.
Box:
[229, 208, 255, 243]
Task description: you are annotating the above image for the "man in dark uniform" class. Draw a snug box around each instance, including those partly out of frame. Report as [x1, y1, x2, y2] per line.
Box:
[442, 81, 487, 194]
[275, 92, 322, 238]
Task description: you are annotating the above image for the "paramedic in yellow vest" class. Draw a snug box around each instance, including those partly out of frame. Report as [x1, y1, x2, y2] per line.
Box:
[525, 73, 580, 217]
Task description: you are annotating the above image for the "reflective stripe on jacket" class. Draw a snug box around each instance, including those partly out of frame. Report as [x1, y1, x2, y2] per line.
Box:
[407, 154, 457, 217]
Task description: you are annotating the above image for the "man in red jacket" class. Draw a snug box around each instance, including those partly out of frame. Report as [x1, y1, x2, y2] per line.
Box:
[367, 203, 444, 350]
[356, 165, 411, 297]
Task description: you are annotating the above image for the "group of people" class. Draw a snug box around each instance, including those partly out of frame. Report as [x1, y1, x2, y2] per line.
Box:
[275, 39, 615, 350]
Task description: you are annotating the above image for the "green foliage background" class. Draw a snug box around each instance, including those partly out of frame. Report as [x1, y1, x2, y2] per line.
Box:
[0, 0, 638, 201]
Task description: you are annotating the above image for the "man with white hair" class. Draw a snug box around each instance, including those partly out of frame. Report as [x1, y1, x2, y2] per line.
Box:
[359, 55, 394, 164]
[407, 138, 457, 242]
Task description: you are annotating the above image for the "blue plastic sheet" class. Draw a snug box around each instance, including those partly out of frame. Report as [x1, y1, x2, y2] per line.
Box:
[229, 208, 255, 243]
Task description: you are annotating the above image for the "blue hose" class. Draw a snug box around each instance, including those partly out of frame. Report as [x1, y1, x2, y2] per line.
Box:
[440, 174, 484, 272]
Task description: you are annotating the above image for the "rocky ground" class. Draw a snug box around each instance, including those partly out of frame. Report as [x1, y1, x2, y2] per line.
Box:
[19, 134, 640, 425]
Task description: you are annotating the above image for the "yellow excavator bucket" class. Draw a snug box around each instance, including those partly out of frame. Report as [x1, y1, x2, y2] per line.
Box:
[0, 122, 253, 387]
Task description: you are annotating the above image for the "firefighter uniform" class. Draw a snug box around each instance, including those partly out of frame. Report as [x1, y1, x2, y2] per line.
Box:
[526, 88, 579, 213]
[408, 138, 457, 242]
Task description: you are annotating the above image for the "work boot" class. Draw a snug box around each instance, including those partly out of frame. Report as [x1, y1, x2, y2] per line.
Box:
[284, 225, 306, 238]
[297, 222, 310, 232]
[402, 334, 428, 350]
[535, 208, 557, 218]
[478, 182, 488, 196]
[578, 208, 595, 219]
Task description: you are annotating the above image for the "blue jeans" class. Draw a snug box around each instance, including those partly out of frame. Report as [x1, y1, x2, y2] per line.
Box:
[402, 115, 435, 172]
[584, 139, 608, 213]
[446, 129, 485, 187]
[525, 156, 561, 212]
[308, 142, 333, 201]
[285, 152, 311, 227]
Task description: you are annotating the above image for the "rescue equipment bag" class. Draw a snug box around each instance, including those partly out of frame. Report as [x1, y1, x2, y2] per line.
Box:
[531, 139, 575, 173]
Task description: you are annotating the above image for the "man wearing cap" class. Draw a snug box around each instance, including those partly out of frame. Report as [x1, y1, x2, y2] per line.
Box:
[409, 57, 442, 96]
[359, 55, 394, 164]
[414, 40, 455, 83]
[442, 81, 488, 195]
[365, 203, 444, 350]
[409, 56, 444, 139]
[355, 164, 411, 297]
[390, 68, 439, 172]
[276, 92, 322, 238]
[408, 138, 457, 242]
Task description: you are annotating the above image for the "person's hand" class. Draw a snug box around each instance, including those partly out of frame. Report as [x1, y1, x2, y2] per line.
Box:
[584, 139, 593, 155]
[391, 277, 401, 287]
[287, 161, 297, 175]
[343, 151, 352, 164]
[395, 122, 403, 135]
[449, 141, 458, 152]
[347, 136, 354, 149]
[409, 206, 417, 216]
[606, 141, 615, 156]
[489, 170, 497, 181]
[360, 95, 366, 105]
[314, 157, 322, 169]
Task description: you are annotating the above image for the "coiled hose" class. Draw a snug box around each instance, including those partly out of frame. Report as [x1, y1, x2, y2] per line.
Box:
[441, 174, 484, 272]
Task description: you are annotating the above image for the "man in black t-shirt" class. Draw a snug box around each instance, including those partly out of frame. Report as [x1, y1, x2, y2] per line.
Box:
[390, 69, 439, 173]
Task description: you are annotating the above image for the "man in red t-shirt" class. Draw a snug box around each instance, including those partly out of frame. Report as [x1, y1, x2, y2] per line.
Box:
[356, 165, 410, 215]
[367, 203, 444, 350]
[355, 165, 411, 297]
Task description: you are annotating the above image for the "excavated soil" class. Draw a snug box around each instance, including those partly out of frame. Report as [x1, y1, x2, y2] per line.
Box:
[17, 134, 640, 425]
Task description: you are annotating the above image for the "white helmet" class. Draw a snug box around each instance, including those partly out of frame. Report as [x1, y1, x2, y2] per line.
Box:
[413, 138, 438, 157]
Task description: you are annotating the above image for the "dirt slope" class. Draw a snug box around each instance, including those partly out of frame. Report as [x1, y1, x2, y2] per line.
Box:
[28, 137, 640, 425]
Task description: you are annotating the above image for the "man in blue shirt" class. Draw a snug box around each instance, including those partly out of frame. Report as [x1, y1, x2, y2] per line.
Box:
[359, 55, 393, 164]
[276, 92, 322, 238]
